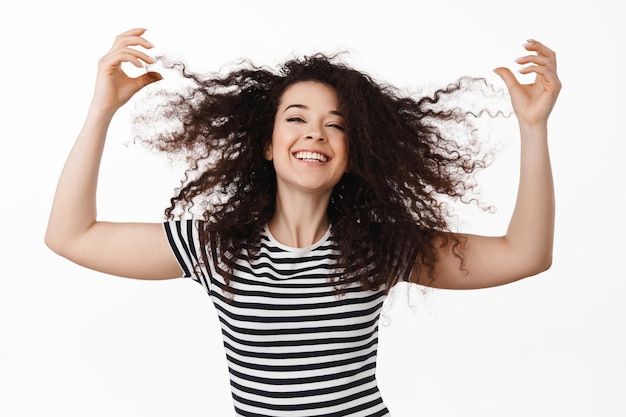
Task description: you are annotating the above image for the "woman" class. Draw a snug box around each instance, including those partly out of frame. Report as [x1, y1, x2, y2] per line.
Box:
[45, 28, 560, 416]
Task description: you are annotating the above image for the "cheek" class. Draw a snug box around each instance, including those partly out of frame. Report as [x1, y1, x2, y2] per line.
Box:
[338, 139, 349, 159]
[342, 157, 350, 173]
[340, 141, 350, 172]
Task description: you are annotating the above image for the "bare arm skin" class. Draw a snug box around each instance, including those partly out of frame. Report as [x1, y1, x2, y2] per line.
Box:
[45, 28, 182, 280]
[429, 40, 561, 290]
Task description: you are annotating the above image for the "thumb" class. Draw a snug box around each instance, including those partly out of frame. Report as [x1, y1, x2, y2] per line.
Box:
[134, 71, 163, 90]
[493, 67, 518, 92]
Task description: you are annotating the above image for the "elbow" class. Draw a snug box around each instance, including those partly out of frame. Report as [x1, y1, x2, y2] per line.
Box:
[44, 226, 69, 257]
[527, 252, 553, 277]
[44, 229, 61, 255]
[538, 244, 554, 273]
[537, 256, 552, 275]
[543, 252, 553, 271]
[45, 219, 96, 260]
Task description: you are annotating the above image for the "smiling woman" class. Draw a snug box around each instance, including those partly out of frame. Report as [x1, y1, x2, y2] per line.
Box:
[265, 81, 349, 246]
[45, 28, 560, 416]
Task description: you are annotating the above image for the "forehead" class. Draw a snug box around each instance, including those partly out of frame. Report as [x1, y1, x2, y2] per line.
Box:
[278, 81, 339, 109]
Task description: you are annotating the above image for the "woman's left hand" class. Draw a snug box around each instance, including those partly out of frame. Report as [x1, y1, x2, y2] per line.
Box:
[494, 40, 561, 127]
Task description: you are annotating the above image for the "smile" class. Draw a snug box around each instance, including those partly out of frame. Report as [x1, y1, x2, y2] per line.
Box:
[293, 151, 330, 163]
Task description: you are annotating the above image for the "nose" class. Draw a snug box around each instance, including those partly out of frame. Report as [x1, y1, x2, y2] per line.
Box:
[305, 125, 326, 141]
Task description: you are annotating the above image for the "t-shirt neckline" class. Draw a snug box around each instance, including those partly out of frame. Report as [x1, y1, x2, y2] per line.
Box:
[263, 224, 332, 253]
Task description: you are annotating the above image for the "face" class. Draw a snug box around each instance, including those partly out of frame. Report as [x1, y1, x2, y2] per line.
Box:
[265, 81, 348, 196]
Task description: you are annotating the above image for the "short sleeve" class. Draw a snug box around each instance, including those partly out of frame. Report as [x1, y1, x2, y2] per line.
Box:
[163, 220, 204, 282]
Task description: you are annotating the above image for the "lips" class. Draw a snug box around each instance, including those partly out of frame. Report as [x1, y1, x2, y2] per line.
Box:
[293, 151, 330, 163]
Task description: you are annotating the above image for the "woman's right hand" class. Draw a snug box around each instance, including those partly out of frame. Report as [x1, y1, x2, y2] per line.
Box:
[91, 28, 162, 113]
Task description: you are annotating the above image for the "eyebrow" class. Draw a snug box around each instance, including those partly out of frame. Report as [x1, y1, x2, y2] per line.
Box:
[283, 104, 345, 118]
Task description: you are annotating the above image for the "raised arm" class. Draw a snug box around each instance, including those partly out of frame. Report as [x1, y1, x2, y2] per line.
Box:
[429, 39, 561, 290]
[45, 28, 182, 280]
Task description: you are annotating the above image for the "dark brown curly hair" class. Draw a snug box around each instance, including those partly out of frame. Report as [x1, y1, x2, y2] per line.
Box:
[133, 53, 505, 293]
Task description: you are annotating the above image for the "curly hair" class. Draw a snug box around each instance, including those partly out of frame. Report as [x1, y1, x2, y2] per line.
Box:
[133, 53, 505, 293]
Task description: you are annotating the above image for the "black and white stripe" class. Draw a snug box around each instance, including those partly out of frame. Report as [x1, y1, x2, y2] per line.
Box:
[165, 220, 391, 417]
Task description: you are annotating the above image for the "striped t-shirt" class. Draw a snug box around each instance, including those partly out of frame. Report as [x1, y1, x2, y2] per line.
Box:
[164, 220, 391, 417]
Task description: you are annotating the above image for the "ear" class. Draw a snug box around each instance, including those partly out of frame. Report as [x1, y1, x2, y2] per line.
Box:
[263, 141, 273, 161]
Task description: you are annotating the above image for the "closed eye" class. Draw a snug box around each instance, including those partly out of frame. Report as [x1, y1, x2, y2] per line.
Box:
[286, 117, 305, 123]
[327, 123, 345, 131]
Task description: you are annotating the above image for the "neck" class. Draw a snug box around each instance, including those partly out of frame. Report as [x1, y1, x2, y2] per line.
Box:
[268, 190, 331, 248]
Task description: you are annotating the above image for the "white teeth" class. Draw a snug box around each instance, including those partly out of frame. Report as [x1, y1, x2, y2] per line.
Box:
[294, 151, 329, 162]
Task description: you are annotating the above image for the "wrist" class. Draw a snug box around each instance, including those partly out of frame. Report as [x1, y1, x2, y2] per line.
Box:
[518, 120, 548, 138]
[87, 99, 118, 123]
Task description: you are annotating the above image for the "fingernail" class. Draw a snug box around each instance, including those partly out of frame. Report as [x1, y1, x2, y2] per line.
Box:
[523, 39, 536, 47]
[515, 56, 525, 63]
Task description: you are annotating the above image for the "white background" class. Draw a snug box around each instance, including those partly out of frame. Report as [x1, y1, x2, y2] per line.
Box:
[1, 1, 624, 416]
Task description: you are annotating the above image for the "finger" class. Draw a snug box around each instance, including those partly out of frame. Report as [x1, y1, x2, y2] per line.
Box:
[493, 67, 520, 91]
[117, 27, 147, 36]
[109, 37, 155, 59]
[518, 65, 561, 92]
[515, 54, 551, 67]
[108, 28, 155, 61]
[516, 56, 556, 78]
[518, 64, 548, 77]
[523, 39, 557, 60]
[134, 71, 163, 89]
[121, 53, 150, 69]
[113, 35, 155, 52]
[118, 48, 155, 66]
[112, 28, 148, 47]
[99, 49, 155, 73]
[101, 37, 155, 69]
[517, 60, 558, 78]
[101, 47, 154, 64]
